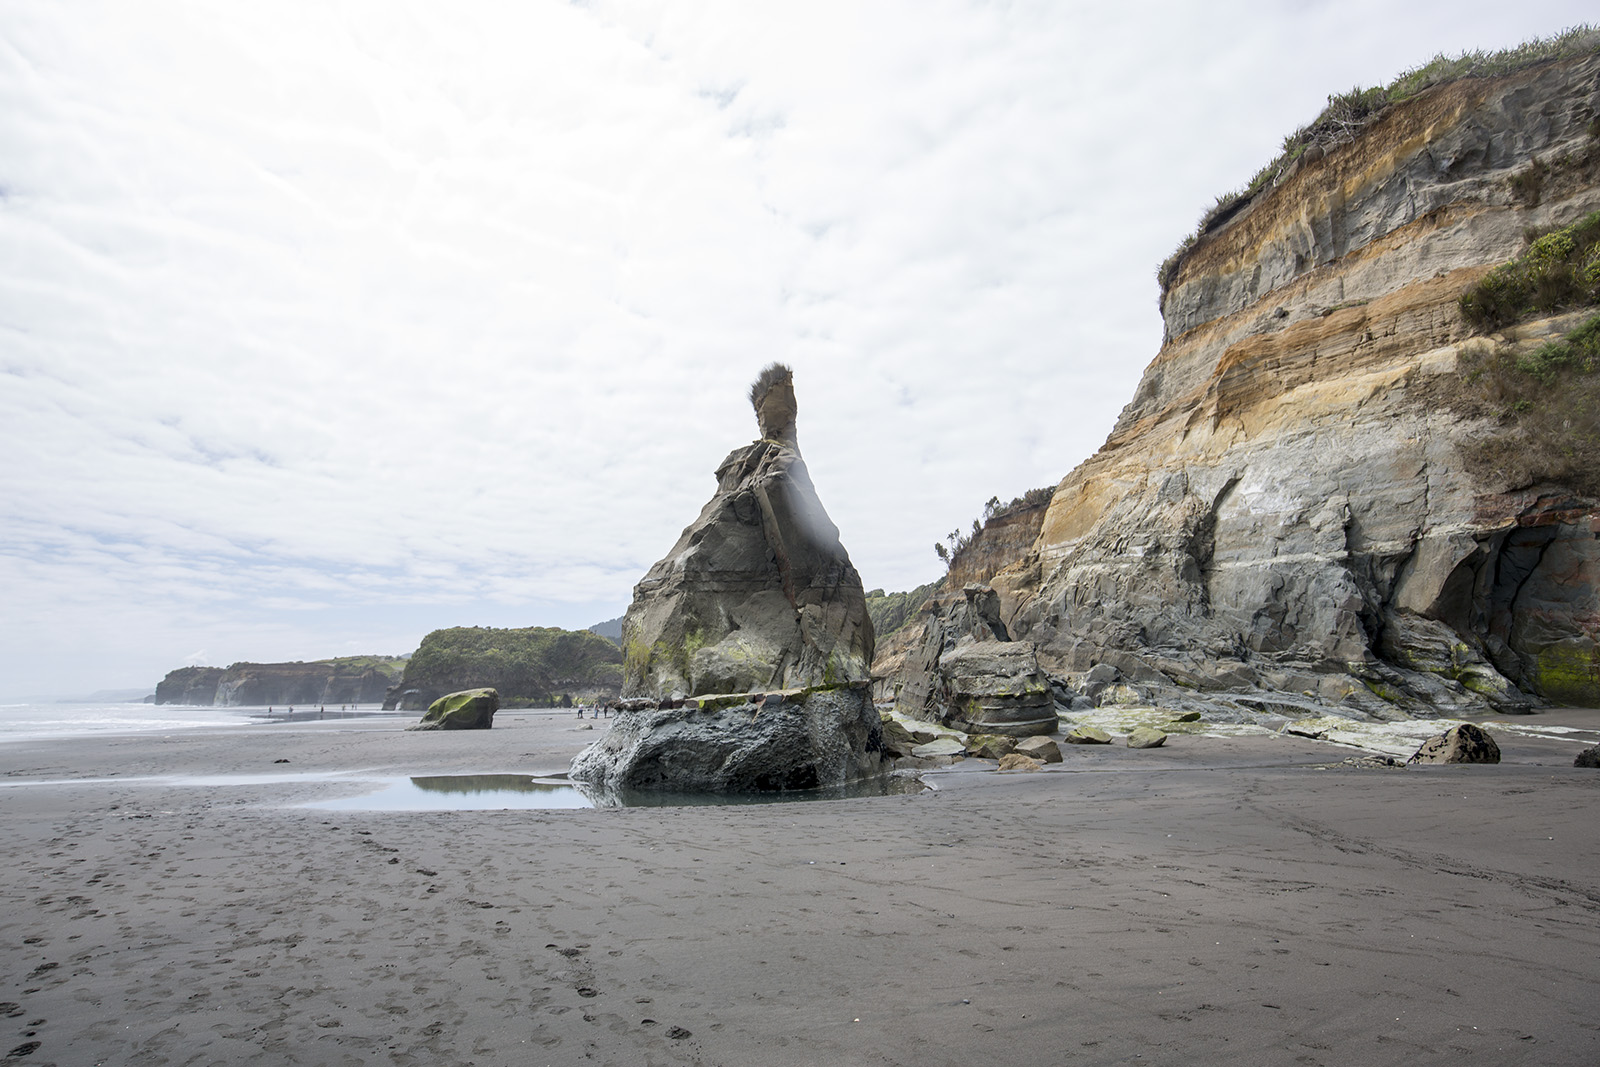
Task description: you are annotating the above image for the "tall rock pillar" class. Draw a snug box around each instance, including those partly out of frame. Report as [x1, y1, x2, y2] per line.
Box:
[620, 363, 875, 698]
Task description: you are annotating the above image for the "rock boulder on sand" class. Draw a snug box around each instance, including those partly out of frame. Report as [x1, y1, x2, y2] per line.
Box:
[1408, 722, 1501, 764]
[408, 688, 499, 731]
[569, 683, 883, 795]
[1015, 736, 1063, 763]
[1574, 744, 1600, 768]
[1126, 727, 1168, 749]
[1065, 726, 1112, 745]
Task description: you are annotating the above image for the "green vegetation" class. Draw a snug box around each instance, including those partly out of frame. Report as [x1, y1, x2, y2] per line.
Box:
[1459, 211, 1600, 329]
[1456, 311, 1600, 495]
[1453, 212, 1600, 496]
[1158, 27, 1600, 292]
[933, 488, 1053, 570]
[399, 626, 623, 707]
[865, 580, 944, 640]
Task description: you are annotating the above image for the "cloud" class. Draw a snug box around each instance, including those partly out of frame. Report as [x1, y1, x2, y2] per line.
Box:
[0, 0, 1592, 696]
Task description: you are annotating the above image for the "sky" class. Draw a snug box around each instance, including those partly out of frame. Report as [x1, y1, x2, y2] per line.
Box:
[2, 0, 1593, 699]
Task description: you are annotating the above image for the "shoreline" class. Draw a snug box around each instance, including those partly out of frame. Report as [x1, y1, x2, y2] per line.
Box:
[1, 711, 1597, 1065]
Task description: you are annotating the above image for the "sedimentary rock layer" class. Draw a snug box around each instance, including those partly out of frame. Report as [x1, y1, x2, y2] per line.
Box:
[902, 51, 1600, 717]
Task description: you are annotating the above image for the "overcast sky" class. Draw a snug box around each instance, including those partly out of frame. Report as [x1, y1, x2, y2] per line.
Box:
[2, 1, 1592, 698]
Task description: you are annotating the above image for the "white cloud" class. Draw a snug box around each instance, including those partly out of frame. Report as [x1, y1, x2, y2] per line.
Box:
[0, 0, 1592, 696]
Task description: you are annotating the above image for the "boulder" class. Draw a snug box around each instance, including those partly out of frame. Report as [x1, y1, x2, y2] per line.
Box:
[965, 734, 1018, 760]
[878, 717, 920, 757]
[616, 364, 873, 699]
[997, 753, 1045, 772]
[1126, 727, 1168, 749]
[1574, 744, 1600, 768]
[1064, 726, 1113, 745]
[893, 585, 1056, 736]
[1014, 736, 1063, 763]
[408, 688, 499, 731]
[1168, 711, 1202, 723]
[910, 737, 966, 759]
[569, 683, 883, 795]
[1407, 723, 1501, 764]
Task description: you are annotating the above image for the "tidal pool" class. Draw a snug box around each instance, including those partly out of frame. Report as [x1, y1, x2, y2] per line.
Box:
[302, 772, 927, 811]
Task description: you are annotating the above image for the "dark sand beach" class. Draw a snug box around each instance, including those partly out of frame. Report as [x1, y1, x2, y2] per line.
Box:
[2, 710, 1597, 1066]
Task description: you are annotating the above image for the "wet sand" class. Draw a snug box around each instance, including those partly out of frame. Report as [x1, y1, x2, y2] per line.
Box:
[1, 709, 1597, 1066]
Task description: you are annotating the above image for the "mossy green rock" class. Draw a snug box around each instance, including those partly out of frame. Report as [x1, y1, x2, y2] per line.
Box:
[1064, 726, 1112, 744]
[409, 688, 499, 731]
[1126, 727, 1168, 749]
[1169, 711, 1202, 723]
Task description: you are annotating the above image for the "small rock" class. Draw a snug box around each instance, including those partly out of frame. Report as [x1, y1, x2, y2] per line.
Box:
[965, 734, 1018, 760]
[1014, 736, 1062, 763]
[1168, 711, 1201, 723]
[1407, 723, 1500, 765]
[910, 737, 966, 759]
[1064, 726, 1112, 745]
[1126, 727, 1168, 749]
[997, 753, 1044, 772]
[1576, 744, 1600, 768]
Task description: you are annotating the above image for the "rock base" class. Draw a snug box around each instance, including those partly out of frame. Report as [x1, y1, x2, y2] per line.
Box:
[569, 683, 884, 795]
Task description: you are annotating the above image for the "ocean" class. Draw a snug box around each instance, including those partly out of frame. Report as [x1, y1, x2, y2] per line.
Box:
[0, 702, 403, 744]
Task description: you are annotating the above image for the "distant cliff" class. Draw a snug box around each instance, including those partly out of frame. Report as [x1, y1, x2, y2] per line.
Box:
[154, 656, 407, 706]
[890, 38, 1600, 718]
[383, 626, 624, 710]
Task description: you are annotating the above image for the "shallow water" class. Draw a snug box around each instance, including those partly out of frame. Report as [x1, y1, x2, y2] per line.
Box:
[304, 772, 928, 811]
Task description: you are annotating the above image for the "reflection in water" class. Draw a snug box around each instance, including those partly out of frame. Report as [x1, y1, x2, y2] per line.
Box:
[303, 772, 926, 811]
[410, 774, 574, 795]
[304, 776, 591, 811]
[575, 772, 927, 809]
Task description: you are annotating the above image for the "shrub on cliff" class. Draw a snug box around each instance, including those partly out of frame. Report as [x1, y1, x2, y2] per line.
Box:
[1458, 311, 1600, 496]
[1459, 211, 1600, 330]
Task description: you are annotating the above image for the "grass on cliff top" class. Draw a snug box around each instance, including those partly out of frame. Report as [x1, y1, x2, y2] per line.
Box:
[1156, 25, 1600, 294]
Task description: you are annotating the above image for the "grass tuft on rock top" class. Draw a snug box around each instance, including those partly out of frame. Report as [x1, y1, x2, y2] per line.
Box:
[1157, 26, 1600, 294]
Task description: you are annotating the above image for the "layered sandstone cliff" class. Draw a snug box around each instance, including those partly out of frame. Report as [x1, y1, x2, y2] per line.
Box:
[899, 47, 1600, 721]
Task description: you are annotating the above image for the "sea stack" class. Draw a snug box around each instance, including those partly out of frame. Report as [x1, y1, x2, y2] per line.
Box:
[572, 365, 885, 796]
[617, 363, 874, 698]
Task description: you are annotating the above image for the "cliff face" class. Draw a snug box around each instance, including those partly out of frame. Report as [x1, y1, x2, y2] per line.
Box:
[924, 51, 1600, 717]
[383, 626, 623, 710]
[154, 658, 404, 706]
[153, 666, 225, 706]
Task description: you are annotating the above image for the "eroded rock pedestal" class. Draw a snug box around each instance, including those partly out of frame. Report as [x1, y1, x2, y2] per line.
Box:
[619, 364, 874, 699]
[579, 365, 882, 793]
[570, 683, 883, 797]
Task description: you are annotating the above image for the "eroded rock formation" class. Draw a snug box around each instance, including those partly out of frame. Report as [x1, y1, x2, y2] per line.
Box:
[155, 659, 403, 706]
[619, 363, 874, 698]
[569, 683, 883, 797]
[893, 48, 1600, 723]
